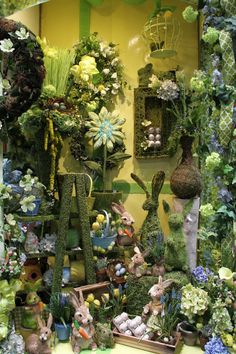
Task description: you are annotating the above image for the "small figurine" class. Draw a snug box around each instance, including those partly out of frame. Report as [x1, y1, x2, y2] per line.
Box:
[143, 276, 173, 318]
[94, 322, 115, 350]
[111, 201, 135, 246]
[25, 314, 53, 354]
[70, 291, 97, 353]
[128, 246, 148, 277]
[21, 279, 44, 329]
[39, 233, 57, 253]
[164, 213, 188, 272]
[24, 230, 39, 254]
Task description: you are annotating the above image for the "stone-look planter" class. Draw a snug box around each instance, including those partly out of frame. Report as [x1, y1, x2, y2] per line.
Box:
[54, 322, 71, 341]
[177, 321, 198, 346]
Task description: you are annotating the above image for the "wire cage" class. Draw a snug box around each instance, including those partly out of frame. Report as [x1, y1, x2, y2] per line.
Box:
[143, 10, 181, 59]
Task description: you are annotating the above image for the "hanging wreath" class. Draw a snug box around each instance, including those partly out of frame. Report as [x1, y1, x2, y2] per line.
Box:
[0, 17, 45, 124]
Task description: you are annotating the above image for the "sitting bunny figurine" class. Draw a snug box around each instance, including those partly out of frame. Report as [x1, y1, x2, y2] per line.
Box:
[143, 276, 173, 318]
[70, 291, 97, 353]
[25, 314, 53, 354]
[94, 322, 115, 350]
[128, 246, 148, 277]
[111, 201, 135, 246]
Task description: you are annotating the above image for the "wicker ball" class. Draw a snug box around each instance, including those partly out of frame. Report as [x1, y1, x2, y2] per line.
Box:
[170, 162, 202, 199]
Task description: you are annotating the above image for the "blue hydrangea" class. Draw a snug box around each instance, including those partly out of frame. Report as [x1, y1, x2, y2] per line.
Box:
[204, 337, 229, 354]
[192, 266, 213, 283]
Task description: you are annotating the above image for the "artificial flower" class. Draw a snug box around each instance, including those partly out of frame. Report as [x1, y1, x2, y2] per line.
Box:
[181, 283, 209, 322]
[71, 55, 99, 83]
[20, 195, 36, 212]
[205, 152, 221, 170]
[5, 214, 16, 226]
[182, 6, 198, 23]
[192, 266, 213, 283]
[218, 267, 235, 286]
[15, 27, 29, 40]
[0, 39, 14, 52]
[86, 107, 125, 151]
[199, 203, 215, 218]
[0, 184, 12, 202]
[148, 74, 161, 89]
[205, 336, 230, 354]
[210, 299, 233, 335]
[156, 80, 179, 101]
[202, 27, 220, 45]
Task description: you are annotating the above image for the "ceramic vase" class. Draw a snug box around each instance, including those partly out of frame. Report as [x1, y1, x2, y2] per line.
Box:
[54, 322, 71, 341]
[170, 135, 202, 199]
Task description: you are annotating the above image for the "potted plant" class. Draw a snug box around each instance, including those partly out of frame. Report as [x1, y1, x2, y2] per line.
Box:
[48, 292, 73, 341]
[149, 70, 212, 199]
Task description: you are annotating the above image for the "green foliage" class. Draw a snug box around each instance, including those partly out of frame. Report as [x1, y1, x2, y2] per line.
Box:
[48, 292, 73, 325]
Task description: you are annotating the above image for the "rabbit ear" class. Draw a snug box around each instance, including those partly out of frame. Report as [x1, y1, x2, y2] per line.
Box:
[163, 279, 174, 289]
[79, 290, 85, 305]
[47, 313, 53, 329]
[158, 276, 163, 286]
[70, 291, 81, 310]
[131, 173, 150, 199]
[36, 315, 45, 329]
[111, 202, 124, 215]
[134, 246, 141, 254]
[151, 171, 165, 201]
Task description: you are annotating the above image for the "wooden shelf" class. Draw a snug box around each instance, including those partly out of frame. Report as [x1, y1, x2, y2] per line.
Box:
[25, 248, 82, 259]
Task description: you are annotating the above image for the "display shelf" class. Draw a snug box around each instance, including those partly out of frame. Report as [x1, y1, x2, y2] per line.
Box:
[25, 248, 82, 259]
[14, 214, 58, 222]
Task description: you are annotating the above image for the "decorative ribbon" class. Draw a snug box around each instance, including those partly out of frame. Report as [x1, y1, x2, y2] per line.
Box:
[220, 0, 236, 17]
[219, 30, 236, 146]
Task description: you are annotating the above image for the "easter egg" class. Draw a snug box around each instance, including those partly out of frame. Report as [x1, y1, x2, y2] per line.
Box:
[116, 270, 121, 277]
[92, 222, 100, 231]
[120, 267, 126, 275]
[148, 127, 155, 134]
[96, 214, 105, 223]
[115, 263, 122, 270]
[148, 134, 155, 141]
[156, 128, 161, 133]
[155, 134, 161, 140]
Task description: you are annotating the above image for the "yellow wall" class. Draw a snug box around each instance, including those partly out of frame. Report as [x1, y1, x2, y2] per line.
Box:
[8, 6, 40, 34]
[40, 0, 199, 232]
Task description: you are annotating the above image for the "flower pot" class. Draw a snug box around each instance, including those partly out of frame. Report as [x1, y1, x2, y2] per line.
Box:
[170, 135, 202, 199]
[91, 234, 117, 249]
[54, 322, 71, 341]
[92, 191, 122, 211]
[23, 198, 41, 216]
[177, 321, 198, 346]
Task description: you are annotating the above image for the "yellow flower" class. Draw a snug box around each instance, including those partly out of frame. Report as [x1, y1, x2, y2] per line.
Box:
[71, 55, 99, 83]
[96, 214, 105, 223]
[113, 288, 120, 298]
[92, 222, 100, 231]
[84, 301, 90, 308]
[93, 299, 101, 308]
[101, 293, 110, 303]
[86, 293, 95, 303]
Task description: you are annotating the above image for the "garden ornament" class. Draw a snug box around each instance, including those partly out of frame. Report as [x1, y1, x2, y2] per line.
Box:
[25, 313, 53, 354]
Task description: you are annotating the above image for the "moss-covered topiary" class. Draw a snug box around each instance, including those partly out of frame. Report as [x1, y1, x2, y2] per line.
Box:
[163, 271, 190, 288]
[164, 213, 188, 272]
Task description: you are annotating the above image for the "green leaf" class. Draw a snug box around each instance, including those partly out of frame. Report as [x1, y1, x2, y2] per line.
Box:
[106, 152, 131, 163]
[83, 160, 102, 175]
[232, 175, 236, 184]
[224, 164, 234, 174]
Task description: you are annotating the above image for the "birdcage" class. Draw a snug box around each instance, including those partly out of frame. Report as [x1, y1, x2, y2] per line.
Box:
[143, 8, 181, 58]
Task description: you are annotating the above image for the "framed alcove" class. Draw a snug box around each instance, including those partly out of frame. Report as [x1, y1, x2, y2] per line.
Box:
[134, 88, 174, 159]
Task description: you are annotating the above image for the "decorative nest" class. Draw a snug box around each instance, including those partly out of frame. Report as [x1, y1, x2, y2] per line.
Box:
[0, 17, 45, 123]
[106, 260, 127, 284]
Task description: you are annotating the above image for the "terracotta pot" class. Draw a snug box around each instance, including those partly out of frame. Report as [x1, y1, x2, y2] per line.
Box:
[170, 135, 202, 199]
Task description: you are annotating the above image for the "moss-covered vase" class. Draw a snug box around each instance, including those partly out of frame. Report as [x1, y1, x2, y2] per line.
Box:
[170, 135, 202, 199]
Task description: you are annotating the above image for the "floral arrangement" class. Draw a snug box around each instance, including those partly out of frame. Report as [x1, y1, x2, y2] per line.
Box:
[0, 247, 26, 280]
[149, 70, 212, 154]
[180, 265, 236, 352]
[67, 32, 126, 115]
[0, 18, 45, 129]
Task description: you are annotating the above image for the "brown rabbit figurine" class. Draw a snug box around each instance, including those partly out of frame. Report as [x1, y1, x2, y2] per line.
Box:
[70, 291, 97, 353]
[131, 171, 165, 247]
[128, 246, 148, 277]
[111, 201, 135, 246]
[25, 313, 53, 354]
[142, 276, 173, 318]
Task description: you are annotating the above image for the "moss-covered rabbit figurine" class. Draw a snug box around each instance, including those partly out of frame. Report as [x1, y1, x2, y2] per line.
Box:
[70, 291, 97, 353]
[131, 171, 165, 247]
[164, 213, 188, 272]
[94, 322, 115, 350]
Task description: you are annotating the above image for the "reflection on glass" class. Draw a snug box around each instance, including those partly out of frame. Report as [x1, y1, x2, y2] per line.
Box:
[0, 0, 49, 17]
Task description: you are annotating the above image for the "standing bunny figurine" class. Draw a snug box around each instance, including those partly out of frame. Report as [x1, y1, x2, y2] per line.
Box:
[25, 314, 53, 354]
[70, 291, 97, 353]
[128, 246, 148, 277]
[142, 276, 173, 318]
[131, 171, 165, 247]
[111, 201, 135, 246]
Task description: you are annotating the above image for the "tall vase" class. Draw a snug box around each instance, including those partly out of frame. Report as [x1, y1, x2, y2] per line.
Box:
[170, 135, 202, 199]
